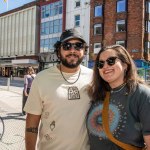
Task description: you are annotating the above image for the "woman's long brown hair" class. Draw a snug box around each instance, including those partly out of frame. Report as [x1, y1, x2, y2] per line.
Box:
[88, 45, 144, 102]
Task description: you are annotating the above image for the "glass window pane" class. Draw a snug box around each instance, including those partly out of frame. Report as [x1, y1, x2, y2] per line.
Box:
[94, 43, 101, 54]
[45, 5, 50, 17]
[116, 20, 126, 32]
[94, 24, 102, 35]
[117, 0, 126, 12]
[75, 15, 80, 27]
[116, 40, 125, 47]
[95, 5, 102, 17]
[75, 1, 80, 7]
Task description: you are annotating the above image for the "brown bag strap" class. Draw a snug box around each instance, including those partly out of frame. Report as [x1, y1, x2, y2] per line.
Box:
[102, 92, 142, 150]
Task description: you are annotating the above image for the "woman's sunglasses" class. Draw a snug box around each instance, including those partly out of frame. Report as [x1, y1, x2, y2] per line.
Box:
[61, 42, 84, 51]
[97, 56, 118, 69]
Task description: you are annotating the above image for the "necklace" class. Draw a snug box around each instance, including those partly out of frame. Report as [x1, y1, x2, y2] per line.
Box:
[59, 65, 81, 84]
[111, 83, 126, 93]
[59, 65, 81, 100]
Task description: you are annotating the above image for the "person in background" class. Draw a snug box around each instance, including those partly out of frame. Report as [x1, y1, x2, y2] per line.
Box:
[22, 66, 36, 115]
[87, 45, 150, 150]
[24, 29, 93, 150]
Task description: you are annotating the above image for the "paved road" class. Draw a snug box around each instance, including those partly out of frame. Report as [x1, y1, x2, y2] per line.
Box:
[0, 78, 26, 150]
[0, 77, 23, 95]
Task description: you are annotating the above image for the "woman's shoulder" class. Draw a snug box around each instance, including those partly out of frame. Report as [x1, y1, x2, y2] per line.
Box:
[136, 83, 150, 96]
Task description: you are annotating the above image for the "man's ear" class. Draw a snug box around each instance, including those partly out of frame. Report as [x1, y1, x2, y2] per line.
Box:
[57, 50, 60, 58]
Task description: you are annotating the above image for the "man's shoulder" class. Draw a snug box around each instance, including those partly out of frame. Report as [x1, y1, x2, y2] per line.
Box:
[137, 83, 150, 95]
[80, 65, 93, 73]
[36, 66, 58, 78]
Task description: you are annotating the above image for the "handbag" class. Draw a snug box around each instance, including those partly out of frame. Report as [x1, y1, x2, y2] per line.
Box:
[102, 92, 145, 150]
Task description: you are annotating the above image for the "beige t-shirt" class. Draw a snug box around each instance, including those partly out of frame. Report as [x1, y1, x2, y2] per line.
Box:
[24, 65, 93, 150]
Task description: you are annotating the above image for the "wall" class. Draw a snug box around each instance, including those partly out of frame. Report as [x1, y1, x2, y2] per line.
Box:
[0, 6, 39, 58]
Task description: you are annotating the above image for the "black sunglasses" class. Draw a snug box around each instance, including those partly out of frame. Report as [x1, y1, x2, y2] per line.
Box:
[97, 56, 118, 69]
[61, 42, 84, 51]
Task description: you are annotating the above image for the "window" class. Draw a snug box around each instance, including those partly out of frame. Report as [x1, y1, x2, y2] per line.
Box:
[49, 37, 59, 50]
[94, 43, 101, 54]
[40, 39, 44, 52]
[75, 15, 80, 27]
[41, 1, 63, 18]
[75, 1, 80, 7]
[146, 1, 150, 13]
[117, 0, 126, 13]
[45, 5, 50, 17]
[94, 24, 102, 35]
[41, 23, 45, 35]
[54, 19, 62, 33]
[44, 39, 49, 52]
[116, 40, 126, 47]
[144, 41, 150, 54]
[41, 19, 62, 36]
[40, 37, 59, 52]
[94, 5, 102, 17]
[116, 20, 126, 32]
[41, 6, 45, 18]
[45, 22, 50, 35]
[145, 21, 150, 32]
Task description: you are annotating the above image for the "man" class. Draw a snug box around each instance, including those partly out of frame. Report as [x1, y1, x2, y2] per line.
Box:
[24, 28, 93, 150]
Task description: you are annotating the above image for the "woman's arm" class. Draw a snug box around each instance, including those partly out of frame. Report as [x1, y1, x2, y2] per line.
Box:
[144, 135, 150, 150]
[24, 75, 28, 96]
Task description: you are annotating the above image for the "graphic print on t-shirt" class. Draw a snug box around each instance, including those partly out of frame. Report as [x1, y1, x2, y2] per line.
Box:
[68, 86, 80, 100]
[87, 102, 127, 139]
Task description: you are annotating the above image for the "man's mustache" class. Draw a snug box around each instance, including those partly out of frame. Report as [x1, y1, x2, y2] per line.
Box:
[66, 54, 79, 58]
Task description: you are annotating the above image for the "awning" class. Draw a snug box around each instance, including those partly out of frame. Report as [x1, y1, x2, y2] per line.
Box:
[0, 63, 12, 67]
[12, 59, 39, 67]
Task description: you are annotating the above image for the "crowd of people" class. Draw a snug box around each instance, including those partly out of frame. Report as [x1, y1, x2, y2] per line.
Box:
[23, 29, 150, 150]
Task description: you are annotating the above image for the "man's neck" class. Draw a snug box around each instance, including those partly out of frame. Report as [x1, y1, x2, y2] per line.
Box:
[57, 64, 80, 73]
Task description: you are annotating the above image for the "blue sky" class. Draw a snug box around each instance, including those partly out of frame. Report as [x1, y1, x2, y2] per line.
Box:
[0, 0, 35, 14]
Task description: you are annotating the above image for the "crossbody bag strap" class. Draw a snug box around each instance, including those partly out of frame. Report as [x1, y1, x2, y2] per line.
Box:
[102, 92, 142, 150]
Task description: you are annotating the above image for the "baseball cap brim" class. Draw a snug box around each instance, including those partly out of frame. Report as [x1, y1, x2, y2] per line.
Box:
[61, 36, 86, 43]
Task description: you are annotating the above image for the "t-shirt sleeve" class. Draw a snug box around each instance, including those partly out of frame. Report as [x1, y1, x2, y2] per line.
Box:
[137, 85, 150, 135]
[24, 78, 43, 115]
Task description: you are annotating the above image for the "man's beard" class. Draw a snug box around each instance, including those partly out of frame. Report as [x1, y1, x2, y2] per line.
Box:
[60, 53, 84, 68]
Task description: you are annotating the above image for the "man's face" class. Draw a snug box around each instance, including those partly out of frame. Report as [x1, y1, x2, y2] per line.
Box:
[59, 39, 85, 68]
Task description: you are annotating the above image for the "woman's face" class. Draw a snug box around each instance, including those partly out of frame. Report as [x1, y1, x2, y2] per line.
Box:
[98, 49, 127, 88]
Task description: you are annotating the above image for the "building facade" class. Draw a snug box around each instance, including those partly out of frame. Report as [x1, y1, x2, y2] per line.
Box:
[65, 0, 91, 66]
[0, 1, 40, 77]
[90, 0, 150, 81]
[38, 0, 91, 69]
[38, 0, 64, 70]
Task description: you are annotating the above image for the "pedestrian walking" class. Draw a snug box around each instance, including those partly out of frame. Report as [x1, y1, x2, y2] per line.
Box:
[22, 66, 36, 115]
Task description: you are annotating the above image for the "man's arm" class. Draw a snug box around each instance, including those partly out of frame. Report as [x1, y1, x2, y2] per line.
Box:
[25, 113, 41, 150]
[144, 135, 150, 150]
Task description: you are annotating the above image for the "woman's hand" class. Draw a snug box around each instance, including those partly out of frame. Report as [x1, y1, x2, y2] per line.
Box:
[24, 91, 28, 97]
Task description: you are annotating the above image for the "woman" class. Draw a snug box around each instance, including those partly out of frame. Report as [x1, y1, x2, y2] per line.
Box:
[87, 45, 150, 150]
[22, 66, 36, 115]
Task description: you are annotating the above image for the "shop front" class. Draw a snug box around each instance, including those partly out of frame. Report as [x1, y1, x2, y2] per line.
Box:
[12, 59, 39, 77]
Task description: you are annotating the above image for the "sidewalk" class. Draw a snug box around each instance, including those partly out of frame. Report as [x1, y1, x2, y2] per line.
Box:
[0, 88, 25, 150]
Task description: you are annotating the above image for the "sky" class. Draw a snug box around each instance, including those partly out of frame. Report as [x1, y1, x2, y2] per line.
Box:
[0, 0, 35, 14]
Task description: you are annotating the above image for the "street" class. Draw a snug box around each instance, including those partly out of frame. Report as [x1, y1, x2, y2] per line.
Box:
[0, 77, 25, 150]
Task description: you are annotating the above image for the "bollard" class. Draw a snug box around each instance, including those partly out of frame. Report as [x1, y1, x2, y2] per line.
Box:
[10, 75, 13, 80]
[7, 78, 10, 91]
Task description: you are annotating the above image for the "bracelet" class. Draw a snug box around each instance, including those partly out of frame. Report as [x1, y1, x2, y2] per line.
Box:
[26, 127, 38, 133]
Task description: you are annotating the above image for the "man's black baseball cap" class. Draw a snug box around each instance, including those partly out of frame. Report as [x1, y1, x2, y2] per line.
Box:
[60, 28, 86, 43]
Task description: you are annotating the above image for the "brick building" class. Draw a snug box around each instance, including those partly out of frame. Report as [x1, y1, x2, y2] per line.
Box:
[89, 0, 150, 80]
